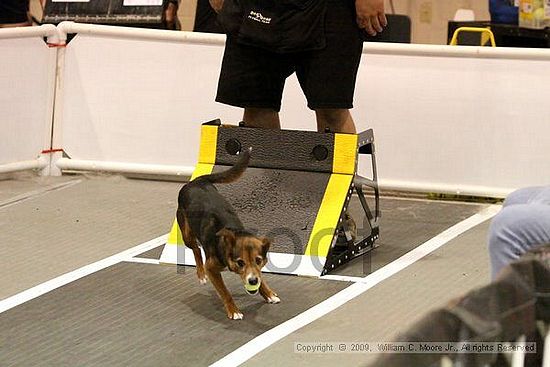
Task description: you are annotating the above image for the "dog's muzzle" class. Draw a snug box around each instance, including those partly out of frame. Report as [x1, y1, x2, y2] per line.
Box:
[244, 278, 261, 295]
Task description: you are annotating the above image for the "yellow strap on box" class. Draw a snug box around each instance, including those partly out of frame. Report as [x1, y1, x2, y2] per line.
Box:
[304, 173, 353, 256]
[333, 133, 358, 175]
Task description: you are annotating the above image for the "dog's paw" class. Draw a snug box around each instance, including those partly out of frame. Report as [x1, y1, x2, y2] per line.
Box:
[266, 295, 281, 304]
[197, 269, 207, 285]
[229, 312, 244, 320]
[226, 304, 244, 320]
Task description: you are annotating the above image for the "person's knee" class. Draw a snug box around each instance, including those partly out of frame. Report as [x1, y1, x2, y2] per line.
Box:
[503, 186, 543, 207]
[488, 204, 550, 277]
[315, 109, 355, 133]
[489, 205, 542, 247]
[488, 207, 523, 278]
[488, 207, 516, 254]
[316, 109, 347, 125]
[243, 108, 280, 129]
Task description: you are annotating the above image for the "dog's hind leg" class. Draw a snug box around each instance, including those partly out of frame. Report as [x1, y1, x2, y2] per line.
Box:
[176, 209, 207, 284]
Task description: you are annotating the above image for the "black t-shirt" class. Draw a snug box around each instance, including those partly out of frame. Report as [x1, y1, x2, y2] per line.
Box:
[219, 0, 328, 53]
[0, 0, 29, 24]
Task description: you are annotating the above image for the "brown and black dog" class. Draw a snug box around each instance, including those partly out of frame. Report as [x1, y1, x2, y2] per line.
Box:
[176, 148, 280, 320]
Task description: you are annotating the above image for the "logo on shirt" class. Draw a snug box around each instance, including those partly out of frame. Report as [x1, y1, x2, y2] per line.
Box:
[248, 11, 272, 24]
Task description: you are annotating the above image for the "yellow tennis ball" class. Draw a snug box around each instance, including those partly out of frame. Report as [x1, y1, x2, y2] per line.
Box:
[245, 283, 260, 293]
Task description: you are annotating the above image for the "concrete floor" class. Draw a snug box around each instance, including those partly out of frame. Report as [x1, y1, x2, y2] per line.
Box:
[0, 172, 497, 366]
[243, 221, 492, 367]
[0, 173, 181, 299]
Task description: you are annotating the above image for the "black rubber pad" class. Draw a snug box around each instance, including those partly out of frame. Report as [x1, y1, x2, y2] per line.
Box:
[213, 166, 330, 254]
[0, 262, 349, 367]
[216, 126, 335, 173]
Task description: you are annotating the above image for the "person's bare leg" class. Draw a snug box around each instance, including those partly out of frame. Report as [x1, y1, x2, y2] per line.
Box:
[315, 109, 356, 134]
[243, 108, 281, 129]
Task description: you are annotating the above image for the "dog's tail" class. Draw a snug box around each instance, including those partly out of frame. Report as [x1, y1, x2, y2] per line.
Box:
[196, 147, 252, 184]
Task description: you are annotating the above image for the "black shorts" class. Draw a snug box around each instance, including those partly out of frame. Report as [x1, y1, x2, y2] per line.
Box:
[0, 0, 29, 24]
[215, 0, 363, 111]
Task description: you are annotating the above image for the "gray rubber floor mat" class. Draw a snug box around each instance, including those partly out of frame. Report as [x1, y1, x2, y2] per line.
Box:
[0, 174, 77, 205]
[242, 221, 494, 367]
[135, 197, 485, 278]
[0, 176, 180, 300]
[138, 244, 165, 259]
[0, 262, 349, 367]
[333, 198, 486, 276]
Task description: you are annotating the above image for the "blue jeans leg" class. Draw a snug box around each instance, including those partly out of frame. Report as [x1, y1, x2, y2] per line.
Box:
[488, 203, 550, 279]
[503, 186, 550, 207]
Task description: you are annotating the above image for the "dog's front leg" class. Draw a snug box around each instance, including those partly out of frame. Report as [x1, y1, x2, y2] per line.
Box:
[205, 259, 243, 320]
[259, 279, 280, 304]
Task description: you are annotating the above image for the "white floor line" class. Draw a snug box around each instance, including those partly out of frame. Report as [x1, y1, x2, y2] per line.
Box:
[125, 257, 161, 265]
[0, 234, 167, 314]
[0, 179, 82, 209]
[320, 274, 372, 283]
[373, 194, 500, 206]
[126, 256, 370, 283]
[210, 204, 502, 367]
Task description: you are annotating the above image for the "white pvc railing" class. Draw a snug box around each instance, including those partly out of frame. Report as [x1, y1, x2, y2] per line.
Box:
[0, 23, 58, 42]
[0, 157, 49, 174]
[2, 22, 550, 197]
[55, 158, 194, 177]
[363, 41, 550, 60]
[49, 22, 236, 177]
[57, 21, 224, 45]
[58, 21, 550, 60]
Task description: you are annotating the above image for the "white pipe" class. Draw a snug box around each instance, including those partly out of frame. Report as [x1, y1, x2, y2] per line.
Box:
[362, 42, 550, 61]
[54, 158, 508, 198]
[378, 179, 513, 199]
[56, 21, 225, 45]
[55, 158, 194, 177]
[0, 24, 58, 42]
[0, 157, 48, 174]
[55, 22, 550, 61]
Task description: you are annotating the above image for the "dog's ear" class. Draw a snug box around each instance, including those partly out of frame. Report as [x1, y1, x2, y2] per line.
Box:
[218, 229, 238, 269]
[261, 237, 271, 258]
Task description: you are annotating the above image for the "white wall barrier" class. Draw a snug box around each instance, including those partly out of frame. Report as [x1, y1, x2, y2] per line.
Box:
[355, 43, 550, 198]
[0, 25, 59, 174]
[1, 22, 549, 197]
[52, 22, 240, 177]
